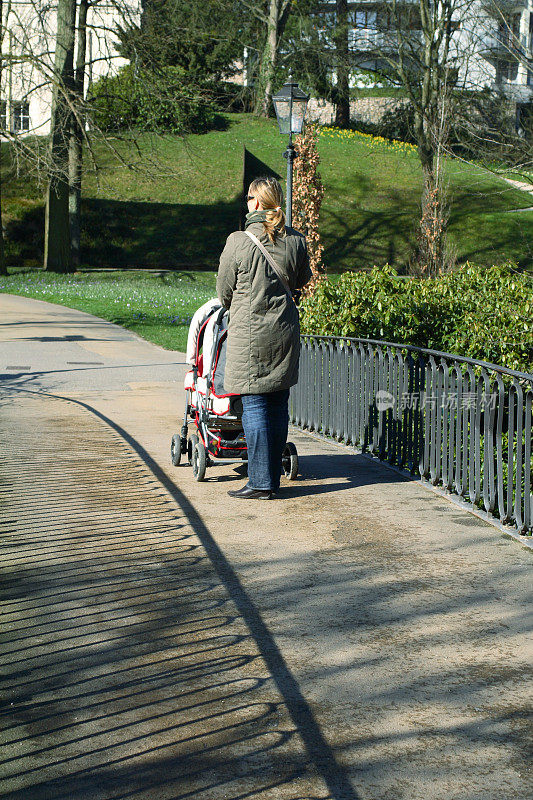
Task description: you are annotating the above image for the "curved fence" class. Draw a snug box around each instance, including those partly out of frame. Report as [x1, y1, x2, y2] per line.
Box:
[290, 336, 533, 535]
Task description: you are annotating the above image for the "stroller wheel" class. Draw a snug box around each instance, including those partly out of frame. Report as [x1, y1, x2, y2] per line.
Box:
[282, 442, 298, 480]
[171, 434, 182, 466]
[187, 434, 197, 465]
[191, 437, 207, 482]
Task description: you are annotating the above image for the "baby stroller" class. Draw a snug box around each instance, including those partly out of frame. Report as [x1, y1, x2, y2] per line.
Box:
[170, 300, 299, 483]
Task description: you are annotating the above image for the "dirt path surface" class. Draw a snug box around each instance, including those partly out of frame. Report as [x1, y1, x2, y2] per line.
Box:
[1, 294, 532, 800]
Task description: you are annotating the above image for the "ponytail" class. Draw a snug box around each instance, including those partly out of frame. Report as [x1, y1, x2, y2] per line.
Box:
[248, 177, 286, 243]
[263, 206, 286, 242]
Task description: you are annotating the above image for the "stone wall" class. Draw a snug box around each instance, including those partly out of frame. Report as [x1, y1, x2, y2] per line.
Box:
[306, 98, 336, 125]
[351, 96, 409, 124]
[307, 96, 408, 126]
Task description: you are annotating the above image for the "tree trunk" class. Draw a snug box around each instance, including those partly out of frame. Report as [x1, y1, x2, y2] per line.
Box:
[254, 0, 291, 117]
[386, 0, 454, 275]
[0, 135, 5, 274]
[0, 187, 6, 276]
[69, 0, 88, 270]
[413, 108, 446, 277]
[334, 0, 350, 128]
[413, 108, 434, 175]
[0, 0, 6, 276]
[44, 0, 77, 272]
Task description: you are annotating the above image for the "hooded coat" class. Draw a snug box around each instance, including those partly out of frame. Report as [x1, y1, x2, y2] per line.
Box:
[216, 210, 312, 395]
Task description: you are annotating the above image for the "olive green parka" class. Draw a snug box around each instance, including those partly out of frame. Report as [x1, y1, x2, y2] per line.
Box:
[216, 210, 312, 395]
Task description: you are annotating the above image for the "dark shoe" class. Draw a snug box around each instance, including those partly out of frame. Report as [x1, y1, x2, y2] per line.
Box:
[227, 485, 273, 500]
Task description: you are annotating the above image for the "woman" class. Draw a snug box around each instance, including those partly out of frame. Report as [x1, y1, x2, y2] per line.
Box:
[217, 176, 312, 499]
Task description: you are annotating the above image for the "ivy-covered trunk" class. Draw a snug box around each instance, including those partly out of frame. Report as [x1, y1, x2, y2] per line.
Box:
[417, 162, 447, 278]
[0, 188, 5, 276]
[254, 0, 291, 117]
[44, 0, 77, 272]
[69, 0, 88, 270]
[412, 61, 452, 276]
[413, 109, 443, 276]
[412, 0, 454, 277]
[0, 0, 6, 276]
[333, 0, 350, 128]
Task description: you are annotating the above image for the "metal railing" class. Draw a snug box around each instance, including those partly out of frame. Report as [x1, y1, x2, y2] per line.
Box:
[290, 336, 533, 535]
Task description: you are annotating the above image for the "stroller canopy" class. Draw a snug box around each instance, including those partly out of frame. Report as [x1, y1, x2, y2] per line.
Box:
[186, 299, 230, 397]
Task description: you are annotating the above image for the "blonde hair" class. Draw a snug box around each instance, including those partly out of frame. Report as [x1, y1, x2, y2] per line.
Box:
[248, 176, 286, 242]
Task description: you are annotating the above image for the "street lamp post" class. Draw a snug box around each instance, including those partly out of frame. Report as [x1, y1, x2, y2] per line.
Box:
[272, 76, 309, 227]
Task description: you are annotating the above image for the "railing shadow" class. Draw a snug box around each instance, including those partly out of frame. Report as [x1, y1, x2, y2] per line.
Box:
[0, 385, 360, 800]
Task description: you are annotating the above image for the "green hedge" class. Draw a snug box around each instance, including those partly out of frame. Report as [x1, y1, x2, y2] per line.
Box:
[88, 65, 219, 134]
[300, 264, 532, 374]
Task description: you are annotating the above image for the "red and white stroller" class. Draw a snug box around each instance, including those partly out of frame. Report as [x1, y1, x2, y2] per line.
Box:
[171, 299, 299, 482]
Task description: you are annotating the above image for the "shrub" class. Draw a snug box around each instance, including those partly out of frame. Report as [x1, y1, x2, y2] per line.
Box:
[300, 263, 532, 374]
[293, 122, 325, 295]
[450, 91, 532, 165]
[88, 65, 219, 134]
[377, 101, 416, 144]
[211, 82, 255, 113]
[354, 94, 533, 167]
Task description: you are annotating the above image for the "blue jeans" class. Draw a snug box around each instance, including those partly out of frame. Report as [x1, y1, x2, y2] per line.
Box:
[241, 390, 290, 492]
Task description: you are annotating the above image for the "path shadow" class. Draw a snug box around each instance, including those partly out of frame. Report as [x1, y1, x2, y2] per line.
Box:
[19, 335, 105, 343]
[203, 453, 409, 498]
[0, 386, 360, 800]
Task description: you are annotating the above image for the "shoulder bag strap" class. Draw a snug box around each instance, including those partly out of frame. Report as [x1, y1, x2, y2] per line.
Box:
[244, 230, 293, 300]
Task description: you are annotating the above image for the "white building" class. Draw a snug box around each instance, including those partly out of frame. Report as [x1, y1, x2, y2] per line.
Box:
[1, 0, 141, 136]
[309, 0, 532, 118]
[1, 0, 532, 137]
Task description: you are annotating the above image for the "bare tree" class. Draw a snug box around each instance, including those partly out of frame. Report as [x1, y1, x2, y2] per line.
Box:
[381, 0, 458, 274]
[450, 1, 533, 176]
[253, 0, 293, 115]
[69, 0, 89, 270]
[0, 0, 10, 275]
[2, 0, 146, 272]
[282, 0, 356, 127]
[365, 0, 532, 273]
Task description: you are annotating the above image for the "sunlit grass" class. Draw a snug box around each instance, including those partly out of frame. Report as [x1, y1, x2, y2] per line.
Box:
[3, 113, 532, 271]
[0, 270, 218, 351]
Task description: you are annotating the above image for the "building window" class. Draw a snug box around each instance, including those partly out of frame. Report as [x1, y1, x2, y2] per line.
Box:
[496, 60, 519, 82]
[369, 6, 422, 31]
[0, 100, 7, 130]
[354, 10, 377, 29]
[12, 101, 30, 132]
[498, 13, 521, 48]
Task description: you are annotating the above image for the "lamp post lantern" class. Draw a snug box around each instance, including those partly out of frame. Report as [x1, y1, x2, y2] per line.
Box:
[272, 76, 309, 227]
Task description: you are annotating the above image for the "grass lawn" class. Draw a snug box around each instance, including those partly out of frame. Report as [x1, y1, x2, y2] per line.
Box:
[0, 269, 218, 351]
[3, 113, 533, 271]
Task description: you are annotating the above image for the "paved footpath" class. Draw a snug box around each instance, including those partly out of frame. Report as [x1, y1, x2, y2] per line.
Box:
[1, 294, 532, 800]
